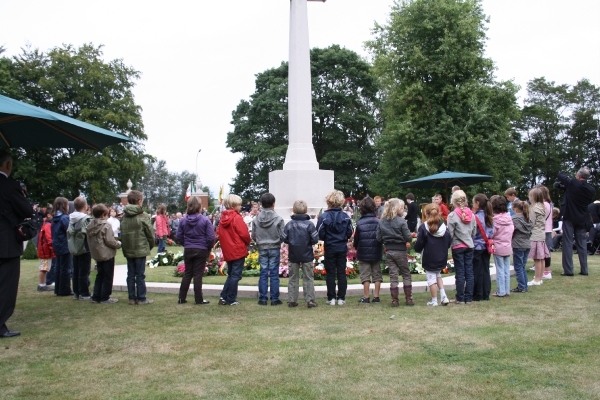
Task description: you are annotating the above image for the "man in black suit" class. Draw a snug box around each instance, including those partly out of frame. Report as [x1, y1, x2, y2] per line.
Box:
[0, 150, 34, 338]
[405, 193, 418, 233]
[555, 168, 596, 276]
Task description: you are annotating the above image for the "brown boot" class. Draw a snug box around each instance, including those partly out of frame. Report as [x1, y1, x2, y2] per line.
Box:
[390, 287, 399, 307]
[403, 285, 414, 306]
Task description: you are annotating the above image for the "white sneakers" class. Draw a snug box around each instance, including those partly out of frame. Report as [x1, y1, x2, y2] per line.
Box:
[527, 279, 543, 286]
[542, 272, 552, 279]
[326, 299, 345, 305]
[337, 299, 345, 306]
[427, 300, 438, 307]
[440, 296, 450, 306]
[327, 299, 336, 306]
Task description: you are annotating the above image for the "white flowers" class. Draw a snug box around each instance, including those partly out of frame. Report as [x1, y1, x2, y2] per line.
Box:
[162, 257, 168, 264]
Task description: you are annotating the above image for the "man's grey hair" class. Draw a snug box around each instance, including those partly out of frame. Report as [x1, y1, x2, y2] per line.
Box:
[577, 167, 591, 180]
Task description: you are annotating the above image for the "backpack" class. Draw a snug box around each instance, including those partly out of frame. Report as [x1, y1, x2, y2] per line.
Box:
[67, 216, 91, 255]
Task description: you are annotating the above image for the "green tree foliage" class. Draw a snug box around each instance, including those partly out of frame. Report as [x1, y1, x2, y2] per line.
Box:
[366, 0, 521, 197]
[227, 45, 381, 200]
[518, 77, 600, 199]
[1, 43, 146, 205]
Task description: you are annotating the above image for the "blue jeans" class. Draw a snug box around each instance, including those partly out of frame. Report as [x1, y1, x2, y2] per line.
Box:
[258, 249, 281, 301]
[157, 237, 166, 254]
[493, 254, 511, 296]
[513, 248, 530, 291]
[220, 257, 245, 303]
[452, 248, 474, 303]
[126, 257, 147, 301]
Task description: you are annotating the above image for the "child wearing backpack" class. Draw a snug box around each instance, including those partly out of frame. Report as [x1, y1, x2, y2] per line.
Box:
[68, 197, 92, 300]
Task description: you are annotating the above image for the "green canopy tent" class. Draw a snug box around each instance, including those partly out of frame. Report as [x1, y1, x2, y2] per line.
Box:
[0, 94, 133, 150]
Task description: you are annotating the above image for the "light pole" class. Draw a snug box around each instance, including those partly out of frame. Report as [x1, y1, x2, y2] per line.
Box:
[195, 149, 202, 192]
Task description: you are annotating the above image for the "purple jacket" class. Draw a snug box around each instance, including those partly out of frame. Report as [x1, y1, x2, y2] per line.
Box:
[176, 213, 215, 250]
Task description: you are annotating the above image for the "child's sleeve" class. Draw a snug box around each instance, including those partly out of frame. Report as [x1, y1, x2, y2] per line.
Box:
[316, 216, 326, 241]
[308, 222, 319, 245]
[143, 216, 155, 250]
[281, 223, 289, 244]
[235, 215, 251, 245]
[104, 226, 121, 249]
[345, 218, 353, 239]
[205, 219, 215, 249]
[376, 222, 383, 243]
[413, 226, 426, 253]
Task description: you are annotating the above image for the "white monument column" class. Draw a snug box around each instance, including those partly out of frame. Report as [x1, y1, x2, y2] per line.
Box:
[269, 0, 334, 219]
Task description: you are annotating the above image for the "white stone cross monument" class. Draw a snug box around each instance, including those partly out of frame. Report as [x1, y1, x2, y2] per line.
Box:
[269, 0, 334, 219]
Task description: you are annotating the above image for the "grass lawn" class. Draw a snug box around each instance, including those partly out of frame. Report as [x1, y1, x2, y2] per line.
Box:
[2, 253, 599, 399]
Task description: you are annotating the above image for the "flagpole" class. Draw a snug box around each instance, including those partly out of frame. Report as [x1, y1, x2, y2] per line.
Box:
[195, 149, 202, 193]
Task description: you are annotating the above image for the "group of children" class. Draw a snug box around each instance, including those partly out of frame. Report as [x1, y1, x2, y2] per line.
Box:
[36, 185, 549, 309]
[38, 190, 154, 305]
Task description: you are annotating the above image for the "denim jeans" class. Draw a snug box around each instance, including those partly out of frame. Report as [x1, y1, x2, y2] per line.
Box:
[157, 238, 166, 254]
[72, 252, 92, 297]
[93, 258, 115, 302]
[493, 254, 511, 296]
[452, 248, 474, 303]
[54, 253, 72, 296]
[324, 252, 347, 301]
[561, 220, 588, 275]
[513, 248, 530, 291]
[220, 257, 245, 303]
[258, 248, 281, 301]
[46, 257, 56, 285]
[126, 257, 147, 301]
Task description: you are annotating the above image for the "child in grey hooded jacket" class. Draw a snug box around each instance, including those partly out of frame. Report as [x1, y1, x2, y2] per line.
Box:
[252, 193, 285, 305]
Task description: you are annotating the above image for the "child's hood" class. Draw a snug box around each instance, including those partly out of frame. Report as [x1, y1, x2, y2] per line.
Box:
[219, 210, 239, 228]
[455, 207, 473, 224]
[322, 208, 350, 233]
[184, 213, 203, 227]
[494, 212, 513, 227]
[424, 221, 447, 238]
[86, 218, 109, 236]
[256, 209, 281, 228]
[512, 213, 533, 233]
[124, 204, 144, 217]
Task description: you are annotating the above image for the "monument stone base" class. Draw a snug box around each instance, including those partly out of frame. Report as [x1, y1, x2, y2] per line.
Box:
[269, 169, 334, 220]
[191, 193, 209, 211]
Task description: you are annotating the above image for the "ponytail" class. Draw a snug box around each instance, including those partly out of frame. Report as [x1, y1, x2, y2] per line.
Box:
[474, 193, 493, 227]
[424, 203, 441, 234]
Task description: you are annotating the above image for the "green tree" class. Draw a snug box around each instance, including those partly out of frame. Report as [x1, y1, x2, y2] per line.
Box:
[227, 45, 381, 200]
[366, 0, 521, 197]
[2, 43, 146, 204]
[518, 77, 600, 199]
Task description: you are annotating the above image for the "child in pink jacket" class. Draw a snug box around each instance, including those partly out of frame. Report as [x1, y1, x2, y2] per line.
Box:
[491, 196, 514, 297]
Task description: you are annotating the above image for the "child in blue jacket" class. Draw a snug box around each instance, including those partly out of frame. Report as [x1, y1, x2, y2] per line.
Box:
[316, 190, 354, 306]
[51, 197, 72, 296]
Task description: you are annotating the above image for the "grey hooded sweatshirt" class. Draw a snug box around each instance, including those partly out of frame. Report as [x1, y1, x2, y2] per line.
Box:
[447, 207, 477, 248]
[251, 209, 285, 251]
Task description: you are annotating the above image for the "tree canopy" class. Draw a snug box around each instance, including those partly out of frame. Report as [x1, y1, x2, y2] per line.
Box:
[0, 43, 146, 205]
[366, 0, 522, 197]
[227, 45, 381, 200]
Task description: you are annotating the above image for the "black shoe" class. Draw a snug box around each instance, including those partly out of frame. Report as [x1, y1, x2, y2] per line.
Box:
[288, 302, 298, 307]
[37, 285, 53, 292]
[579, 272, 589, 276]
[195, 300, 210, 305]
[257, 300, 268, 306]
[372, 297, 381, 303]
[0, 330, 20, 338]
[510, 287, 527, 293]
[271, 300, 283, 306]
[218, 299, 227, 305]
[560, 273, 574, 276]
[178, 298, 187, 304]
[359, 297, 370, 303]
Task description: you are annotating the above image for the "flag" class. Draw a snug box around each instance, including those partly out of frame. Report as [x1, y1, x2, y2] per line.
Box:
[218, 184, 224, 202]
[185, 182, 191, 202]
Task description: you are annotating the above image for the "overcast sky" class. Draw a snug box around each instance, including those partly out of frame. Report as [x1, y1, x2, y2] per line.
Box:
[2, 0, 599, 197]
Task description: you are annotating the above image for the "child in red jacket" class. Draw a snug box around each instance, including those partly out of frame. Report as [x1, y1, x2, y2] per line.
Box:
[37, 209, 55, 292]
[217, 194, 251, 305]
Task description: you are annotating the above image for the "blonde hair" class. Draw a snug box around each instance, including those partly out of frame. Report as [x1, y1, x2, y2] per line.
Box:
[381, 198, 404, 220]
[451, 190, 468, 208]
[325, 190, 345, 208]
[293, 200, 307, 214]
[223, 194, 242, 209]
[424, 203, 441, 235]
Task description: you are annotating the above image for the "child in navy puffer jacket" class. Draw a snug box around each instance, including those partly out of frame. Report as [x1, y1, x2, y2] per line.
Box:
[51, 197, 72, 296]
[317, 190, 353, 306]
[353, 197, 383, 304]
